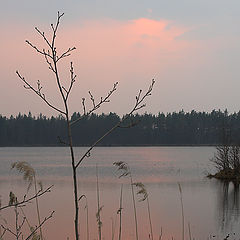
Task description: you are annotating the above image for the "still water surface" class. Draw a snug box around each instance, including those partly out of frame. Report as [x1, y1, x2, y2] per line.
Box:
[1, 147, 240, 240]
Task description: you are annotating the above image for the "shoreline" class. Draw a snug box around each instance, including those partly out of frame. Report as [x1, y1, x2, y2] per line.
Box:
[0, 144, 217, 147]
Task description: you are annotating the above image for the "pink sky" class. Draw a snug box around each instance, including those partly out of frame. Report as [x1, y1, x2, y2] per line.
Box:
[1, 16, 239, 116]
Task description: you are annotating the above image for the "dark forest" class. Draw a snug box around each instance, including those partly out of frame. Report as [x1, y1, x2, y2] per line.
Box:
[0, 109, 239, 146]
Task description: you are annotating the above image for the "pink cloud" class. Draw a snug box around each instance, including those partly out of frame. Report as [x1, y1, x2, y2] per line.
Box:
[69, 18, 190, 56]
[1, 18, 194, 116]
[60, 18, 192, 82]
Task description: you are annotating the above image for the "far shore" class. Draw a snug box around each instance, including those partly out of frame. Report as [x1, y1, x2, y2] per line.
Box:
[0, 144, 217, 147]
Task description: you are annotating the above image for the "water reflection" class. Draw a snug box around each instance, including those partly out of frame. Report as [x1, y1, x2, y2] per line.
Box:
[216, 181, 240, 232]
[2, 147, 240, 239]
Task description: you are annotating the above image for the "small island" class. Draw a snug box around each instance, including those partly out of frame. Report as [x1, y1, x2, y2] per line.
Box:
[208, 144, 240, 182]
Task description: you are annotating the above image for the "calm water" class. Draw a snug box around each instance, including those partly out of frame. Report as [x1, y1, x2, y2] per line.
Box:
[0, 147, 240, 240]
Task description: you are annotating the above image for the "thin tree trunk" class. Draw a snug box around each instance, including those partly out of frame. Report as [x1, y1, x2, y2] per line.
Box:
[67, 117, 79, 240]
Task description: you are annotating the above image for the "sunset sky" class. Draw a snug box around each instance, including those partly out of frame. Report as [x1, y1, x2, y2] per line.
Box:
[1, 0, 240, 117]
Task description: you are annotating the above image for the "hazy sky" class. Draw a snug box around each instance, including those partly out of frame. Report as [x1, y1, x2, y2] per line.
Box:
[1, 0, 240, 117]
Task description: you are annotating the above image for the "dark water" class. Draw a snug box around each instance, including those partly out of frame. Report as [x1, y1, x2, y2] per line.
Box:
[0, 147, 240, 240]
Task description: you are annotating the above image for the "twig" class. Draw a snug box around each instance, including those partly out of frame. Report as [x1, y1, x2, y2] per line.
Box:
[0, 185, 53, 211]
[65, 62, 76, 101]
[34, 27, 52, 48]
[25, 211, 54, 240]
[1, 224, 17, 237]
[70, 82, 119, 126]
[16, 71, 66, 115]
[0, 228, 6, 239]
[57, 47, 76, 62]
[25, 40, 52, 59]
[75, 79, 155, 168]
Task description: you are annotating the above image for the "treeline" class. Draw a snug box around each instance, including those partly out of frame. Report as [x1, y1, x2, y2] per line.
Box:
[0, 110, 240, 146]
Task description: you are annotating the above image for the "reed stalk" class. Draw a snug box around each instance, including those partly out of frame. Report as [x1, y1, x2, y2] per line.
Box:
[188, 222, 192, 240]
[178, 183, 184, 240]
[79, 195, 89, 240]
[118, 184, 123, 240]
[86, 200, 89, 240]
[159, 226, 163, 240]
[147, 196, 153, 240]
[96, 164, 102, 240]
[130, 175, 139, 240]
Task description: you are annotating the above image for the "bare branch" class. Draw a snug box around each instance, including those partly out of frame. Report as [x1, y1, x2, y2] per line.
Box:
[75, 121, 121, 168]
[1, 225, 17, 237]
[34, 27, 52, 48]
[89, 91, 96, 109]
[129, 79, 155, 116]
[18, 216, 26, 235]
[43, 49, 55, 72]
[62, 86, 68, 93]
[65, 62, 76, 101]
[16, 71, 66, 115]
[75, 79, 155, 168]
[26, 40, 53, 59]
[70, 82, 119, 126]
[0, 185, 53, 211]
[25, 211, 54, 240]
[0, 228, 6, 239]
[57, 47, 76, 62]
[82, 98, 86, 115]
[51, 11, 64, 57]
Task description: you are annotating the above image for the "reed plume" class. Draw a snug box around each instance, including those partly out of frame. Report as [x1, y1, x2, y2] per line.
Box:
[113, 161, 139, 240]
[12, 161, 43, 240]
[133, 182, 153, 240]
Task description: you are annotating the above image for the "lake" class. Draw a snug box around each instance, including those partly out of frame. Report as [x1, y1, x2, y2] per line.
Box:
[0, 147, 239, 240]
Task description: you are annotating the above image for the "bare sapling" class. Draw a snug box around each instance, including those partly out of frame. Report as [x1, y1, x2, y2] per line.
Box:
[17, 12, 154, 240]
